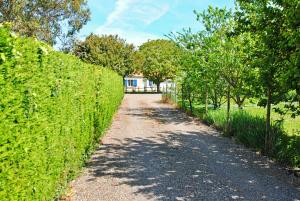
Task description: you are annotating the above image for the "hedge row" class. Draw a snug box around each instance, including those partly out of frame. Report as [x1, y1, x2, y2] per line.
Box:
[0, 26, 124, 200]
[204, 110, 300, 167]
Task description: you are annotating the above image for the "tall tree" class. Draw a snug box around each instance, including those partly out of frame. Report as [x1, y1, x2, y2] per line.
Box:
[73, 34, 135, 77]
[215, 32, 258, 109]
[139, 39, 180, 93]
[172, 6, 258, 133]
[195, 6, 232, 120]
[168, 29, 207, 113]
[236, 0, 300, 152]
[0, 0, 90, 45]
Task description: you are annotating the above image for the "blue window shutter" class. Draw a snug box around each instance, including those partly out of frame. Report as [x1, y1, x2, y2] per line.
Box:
[133, 80, 137, 87]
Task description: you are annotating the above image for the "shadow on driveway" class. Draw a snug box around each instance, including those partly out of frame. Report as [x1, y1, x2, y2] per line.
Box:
[84, 105, 299, 201]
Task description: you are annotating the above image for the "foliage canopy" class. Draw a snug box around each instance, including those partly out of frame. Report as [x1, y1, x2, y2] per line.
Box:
[0, 0, 90, 45]
[169, 1, 299, 157]
[138, 39, 181, 92]
[74, 34, 135, 77]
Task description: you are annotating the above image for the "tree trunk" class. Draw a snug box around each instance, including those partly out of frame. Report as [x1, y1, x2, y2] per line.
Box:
[213, 90, 218, 109]
[236, 95, 243, 109]
[188, 95, 193, 114]
[156, 82, 160, 93]
[226, 85, 231, 135]
[205, 89, 208, 115]
[123, 76, 127, 92]
[181, 83, 185, 110]
[166, 85, 168, 95]
[265, 88, 272, 154]
[174, 85, 177, 103]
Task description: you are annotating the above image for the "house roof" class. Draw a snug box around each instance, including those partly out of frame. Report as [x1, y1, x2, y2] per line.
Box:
[125, 72, 144, 78]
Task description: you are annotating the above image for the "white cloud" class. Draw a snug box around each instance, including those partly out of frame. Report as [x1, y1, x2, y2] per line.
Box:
[94, 0, 170, 46]
[95, 27, 160, 46]
[105, 0, 132, 26]
[106, 0, 170, 27]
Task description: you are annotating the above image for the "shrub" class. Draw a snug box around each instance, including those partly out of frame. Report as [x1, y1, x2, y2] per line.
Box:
[0, 26, 124, 200]
[175, 99, 300, 167]
[202, 109, 300, 167]
[230, 111, 266, 149]
[274, 133, 300, 167]
[204, 109, 227, 130]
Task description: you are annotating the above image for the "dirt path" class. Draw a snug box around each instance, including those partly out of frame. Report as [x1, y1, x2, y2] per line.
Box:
[70, 94, 299, 201]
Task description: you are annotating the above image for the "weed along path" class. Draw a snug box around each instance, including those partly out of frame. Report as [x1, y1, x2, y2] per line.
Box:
[70, 94, 299, 201]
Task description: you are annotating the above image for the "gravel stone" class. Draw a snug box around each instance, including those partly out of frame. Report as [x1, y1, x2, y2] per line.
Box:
[70, 94, 300, 201]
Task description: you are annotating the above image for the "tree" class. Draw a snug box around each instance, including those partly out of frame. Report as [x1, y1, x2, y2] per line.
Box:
[0, 0, 90, 45]
[179, 49, 202, 113]
[168, 29, 207, 113]
[73, 34, 135, 77]
[171, 6, 259, 135]
[139, 39, 181, 92]
[202, 34, 227, 110]
[195, 6, 232, 121]
[216, 32, 258, 109]
[236, 0, 300, 152]
[169, 27, 228, 113]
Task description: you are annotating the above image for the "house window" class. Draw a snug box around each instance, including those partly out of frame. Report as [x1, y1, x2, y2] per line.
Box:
[148, 81, 153, 87]
[127, 79, 137, 87]
[128, 80, 134, 86]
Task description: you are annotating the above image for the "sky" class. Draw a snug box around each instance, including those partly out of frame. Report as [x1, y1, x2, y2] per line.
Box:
[79, 0, 235, 46]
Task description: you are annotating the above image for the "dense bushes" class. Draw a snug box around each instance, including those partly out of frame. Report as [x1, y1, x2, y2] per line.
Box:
[166, 92, 299, 167]
[0, 26, 124, 200]
[203, 109, 300, 167]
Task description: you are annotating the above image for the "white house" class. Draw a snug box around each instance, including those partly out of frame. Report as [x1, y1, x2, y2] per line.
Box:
[124, 74, 173, 93]
[124, 74, 155, 92]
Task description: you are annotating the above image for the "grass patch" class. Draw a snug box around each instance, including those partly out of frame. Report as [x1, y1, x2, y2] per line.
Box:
[193, 104, 300, 136]
[178, 100, 300, 167]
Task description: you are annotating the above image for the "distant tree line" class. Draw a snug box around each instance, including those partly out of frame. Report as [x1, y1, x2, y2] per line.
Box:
[0, 1, 181, 89]
[73, 35, 181, 92]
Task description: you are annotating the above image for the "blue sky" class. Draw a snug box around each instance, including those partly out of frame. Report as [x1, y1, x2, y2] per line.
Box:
[79, 0, 235, 46]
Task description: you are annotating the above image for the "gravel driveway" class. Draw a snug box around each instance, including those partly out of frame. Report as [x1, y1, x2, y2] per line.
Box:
[70, 94, 299, 201]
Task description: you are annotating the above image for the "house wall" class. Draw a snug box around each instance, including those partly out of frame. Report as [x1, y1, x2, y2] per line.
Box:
[160, 80, 175, 89]
[124, 77, 174, 92]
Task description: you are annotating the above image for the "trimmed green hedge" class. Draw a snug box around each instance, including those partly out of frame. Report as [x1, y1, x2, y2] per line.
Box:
[0, 26, 124, 200]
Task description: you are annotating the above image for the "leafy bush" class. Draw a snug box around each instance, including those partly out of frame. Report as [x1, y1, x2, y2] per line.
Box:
[274, 133, 300, 167]
[204, 109, 227, 130]
[174, 98, 300, 167]
[0, 26, 124, 200]
[230, 111, 266, 149]
[202, 109, 300, 167]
